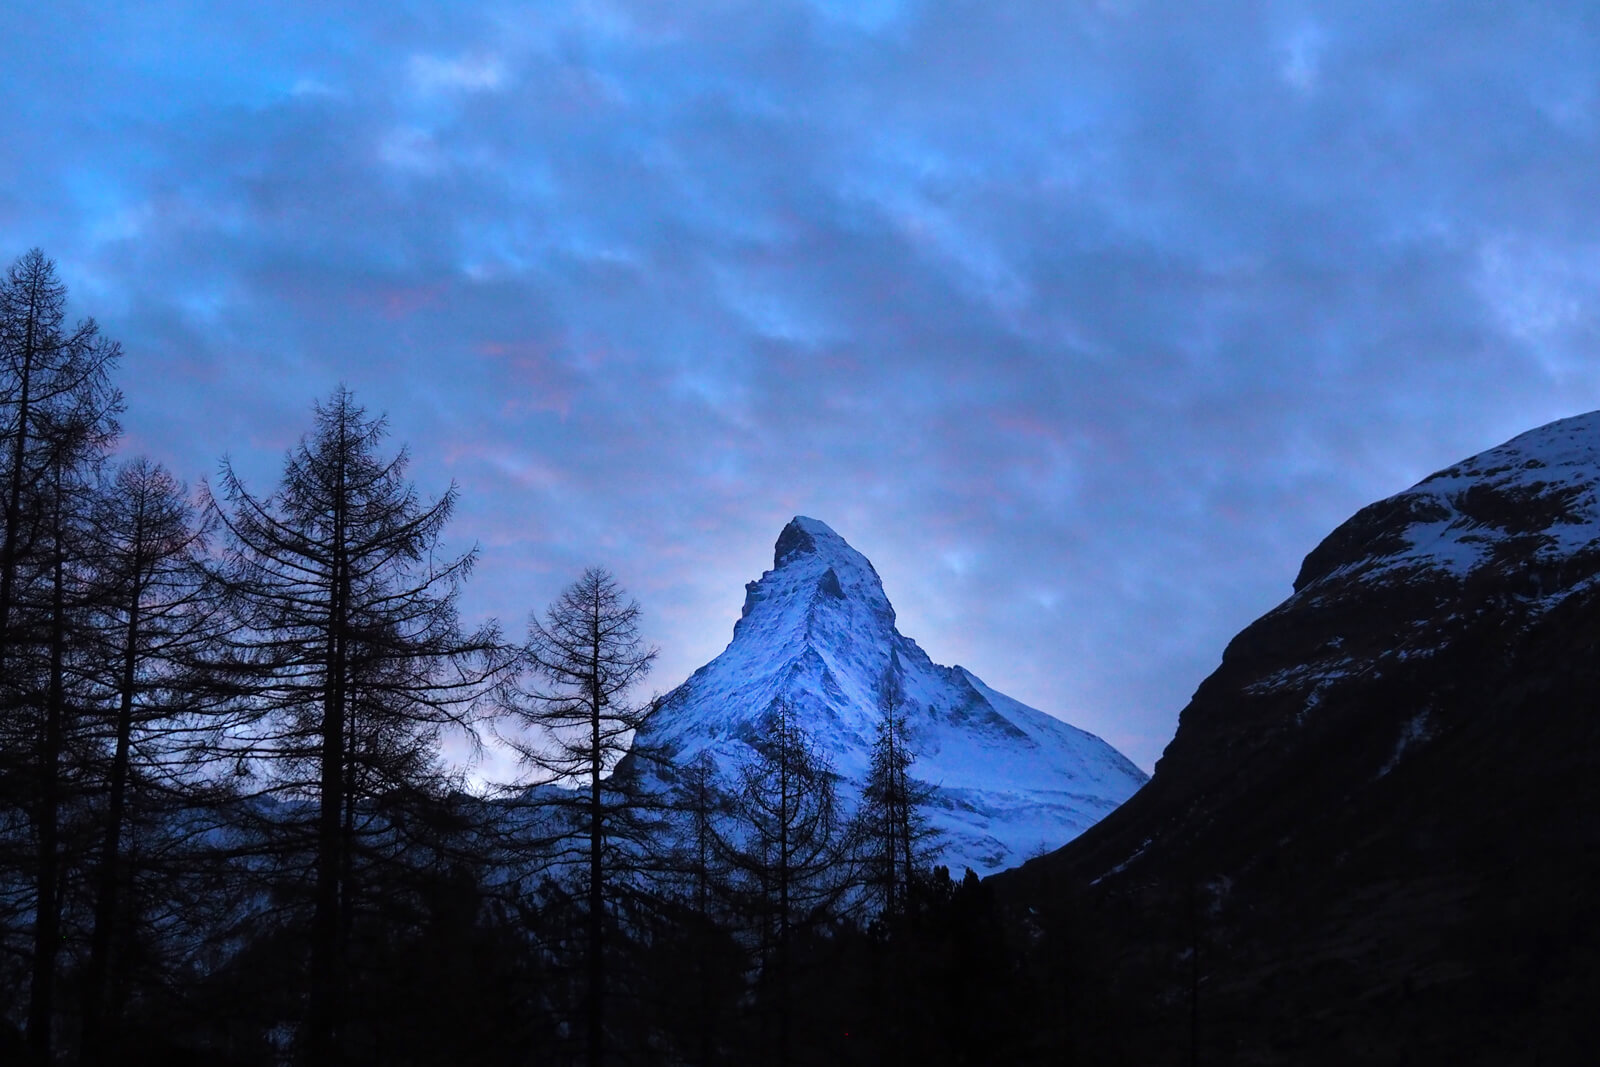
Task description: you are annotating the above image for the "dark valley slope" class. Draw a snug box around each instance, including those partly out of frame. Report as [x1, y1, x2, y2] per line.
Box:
[998, 412, 1600, 1065]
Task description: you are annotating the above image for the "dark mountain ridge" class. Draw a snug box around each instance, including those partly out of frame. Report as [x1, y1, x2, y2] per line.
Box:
[997, 412, 1600, 1065]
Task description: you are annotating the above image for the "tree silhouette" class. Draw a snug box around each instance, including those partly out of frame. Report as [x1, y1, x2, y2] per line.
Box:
[77, 457, 224, 1064]
[0, 248, 122, 1067]
[510, 566, 657, 1067]
[207, 386, 507, 1065]
[667, 750, 737, 1066]
[726, 698, 846, 1067]
[857, 663, 937, 922]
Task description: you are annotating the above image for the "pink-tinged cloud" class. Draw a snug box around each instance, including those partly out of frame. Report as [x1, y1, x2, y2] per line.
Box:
[375, 283, 446, 320]
[993, 410, 1068, 446]
[479, 339, 587, 418]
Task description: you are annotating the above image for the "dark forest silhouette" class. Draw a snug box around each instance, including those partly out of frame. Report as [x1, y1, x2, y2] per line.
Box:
[0, 249, 1042, 1066]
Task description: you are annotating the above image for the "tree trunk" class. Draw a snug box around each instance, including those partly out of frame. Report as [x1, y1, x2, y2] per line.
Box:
[697, 801, 714, 1067]
[27, 490, 67, 1067]
[82, 554, 143, 1064]
[305, 460, 349, 1066]
[338, 685, 359, 1051]
[587, 613, 604, 1067]
[777, 732, 791, 1067]
[897, 714, 913, 908]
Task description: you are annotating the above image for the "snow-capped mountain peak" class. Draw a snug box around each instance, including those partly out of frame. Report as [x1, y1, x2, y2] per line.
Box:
[635, 516, 1148, 875]
[735, 515, 896, 649]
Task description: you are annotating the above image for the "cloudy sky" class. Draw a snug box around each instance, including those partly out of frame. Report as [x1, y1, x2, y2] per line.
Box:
[5, 1, 1599, 775]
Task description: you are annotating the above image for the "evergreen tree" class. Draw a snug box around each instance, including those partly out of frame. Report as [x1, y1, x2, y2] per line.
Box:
[0, 248, 122, 1067]
[0, 248, 122, 676]
[510, 566, 658, 1067]
[858, 667, 936, 922]
[668, 750, 737, 1066]
[206, 386, 507, 1066]
[76, 457, 226, 1064]
[852, 666, 941, 1065]
[726, 698, 846, 1067]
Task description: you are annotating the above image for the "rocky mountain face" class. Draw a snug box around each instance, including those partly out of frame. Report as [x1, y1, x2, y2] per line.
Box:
[630, 516, 1147, 876]
[997, 412, 1600, 1065]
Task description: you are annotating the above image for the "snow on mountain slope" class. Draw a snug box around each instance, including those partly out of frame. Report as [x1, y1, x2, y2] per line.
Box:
[633, 516, 1147, 876]
[1297, 410, 1600, 591]
[1222, 410, 1600, 718]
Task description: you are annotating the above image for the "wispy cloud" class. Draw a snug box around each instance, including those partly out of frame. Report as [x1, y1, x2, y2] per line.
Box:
[409, 52, 509, 93]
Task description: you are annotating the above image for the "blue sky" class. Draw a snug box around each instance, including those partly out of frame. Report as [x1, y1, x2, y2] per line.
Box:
[5, 1, 1600, 774]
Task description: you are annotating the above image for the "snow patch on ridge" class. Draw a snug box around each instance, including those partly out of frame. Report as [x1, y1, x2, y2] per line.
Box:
[1304, 411, 1600, 594]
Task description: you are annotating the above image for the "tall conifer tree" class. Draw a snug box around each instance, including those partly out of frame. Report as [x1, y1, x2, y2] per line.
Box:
[76, 457, 225, 1063]
[513, 566, 657, 1067]
[207, 387, 506, 1065]
[727, 698, 845, 1067]
[0, 249, 122, 1067]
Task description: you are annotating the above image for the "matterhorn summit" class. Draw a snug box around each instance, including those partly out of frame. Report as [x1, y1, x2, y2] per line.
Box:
[633, 516, 1147, 875]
